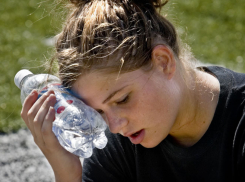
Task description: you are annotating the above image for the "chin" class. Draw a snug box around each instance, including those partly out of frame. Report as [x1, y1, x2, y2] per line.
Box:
[140, 141, 160, 148]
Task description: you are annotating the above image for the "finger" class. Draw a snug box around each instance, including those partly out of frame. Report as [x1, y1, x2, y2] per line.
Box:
[27, 90, 55, 138]
[21, 89, 38, 129]
[42, 106, 63, 151]
[33, 94, 56, 147]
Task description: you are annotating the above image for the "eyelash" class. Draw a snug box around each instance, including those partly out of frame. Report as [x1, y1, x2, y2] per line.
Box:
[96, 94, 130, 115]
[116, 94, 129, 105]
[96, 109, 104, 115]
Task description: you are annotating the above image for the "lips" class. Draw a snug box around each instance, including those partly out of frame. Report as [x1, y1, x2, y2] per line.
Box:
[127, 129, 145, 145]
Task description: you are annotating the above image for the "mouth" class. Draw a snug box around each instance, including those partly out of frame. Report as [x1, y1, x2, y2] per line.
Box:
[131, 130, 142, 137]
[127, 129, 145, 145]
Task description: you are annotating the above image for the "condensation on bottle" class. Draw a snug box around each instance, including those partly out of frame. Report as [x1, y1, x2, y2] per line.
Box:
[14, 69, 108, 158]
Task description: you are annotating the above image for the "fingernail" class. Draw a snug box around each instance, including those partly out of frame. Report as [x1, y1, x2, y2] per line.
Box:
[48, 94, 56, 101]
[47, 94, 52, 100]
[45, 90, 52, 96]
[31, 89, 36, 95]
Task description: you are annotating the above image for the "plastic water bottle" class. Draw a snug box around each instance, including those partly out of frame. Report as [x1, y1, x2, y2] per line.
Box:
[14, 69, 108, 158]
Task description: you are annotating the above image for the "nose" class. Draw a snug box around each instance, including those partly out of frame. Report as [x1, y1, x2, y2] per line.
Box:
[104, 110, 128, 134]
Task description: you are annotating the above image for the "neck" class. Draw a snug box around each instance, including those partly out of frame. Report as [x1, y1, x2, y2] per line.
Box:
[169, 68, 220, 147]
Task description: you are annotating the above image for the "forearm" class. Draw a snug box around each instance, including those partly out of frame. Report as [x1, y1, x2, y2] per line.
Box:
[54, 162, 82, 182]
[55, 173, 82, 182]
[55, 175, 82, 182]
[44, 150, 83, 182]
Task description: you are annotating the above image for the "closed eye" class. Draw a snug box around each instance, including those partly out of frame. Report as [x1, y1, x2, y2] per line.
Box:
[96, 93, 130, 114]
[96, 109, 104, 115]
[116, 94, 129, 105]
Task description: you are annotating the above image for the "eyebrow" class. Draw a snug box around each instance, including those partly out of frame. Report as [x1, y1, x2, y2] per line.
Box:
[102, 85, 129, 104]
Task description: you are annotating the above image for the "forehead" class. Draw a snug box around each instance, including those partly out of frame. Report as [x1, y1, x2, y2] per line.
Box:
[72, 72, 115, 97]
[71, 69, 149, 104]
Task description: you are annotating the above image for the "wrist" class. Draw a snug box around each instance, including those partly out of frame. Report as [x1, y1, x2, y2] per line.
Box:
[45, 150, 83, 182]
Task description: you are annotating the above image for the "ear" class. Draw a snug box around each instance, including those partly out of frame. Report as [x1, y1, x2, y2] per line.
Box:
[151, 45, 176, 80]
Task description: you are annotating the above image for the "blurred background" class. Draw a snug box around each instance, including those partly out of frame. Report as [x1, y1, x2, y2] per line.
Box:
[0, 0, 244, 133]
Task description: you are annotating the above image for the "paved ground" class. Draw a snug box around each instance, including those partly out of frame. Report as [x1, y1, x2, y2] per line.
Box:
[0, 129, 55, 182]
[0, 129, 84, 182]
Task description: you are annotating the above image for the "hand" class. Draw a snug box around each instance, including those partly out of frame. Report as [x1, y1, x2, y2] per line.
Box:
[21, 89, 82, 182]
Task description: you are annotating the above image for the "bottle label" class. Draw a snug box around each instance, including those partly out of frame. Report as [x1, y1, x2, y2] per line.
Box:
[38, 83, 75, 115]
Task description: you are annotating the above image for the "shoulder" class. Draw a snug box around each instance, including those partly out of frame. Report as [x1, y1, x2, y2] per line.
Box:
[204, 67, 245, 179]
[200, 66, 245, 133]
[204, 66, 245, 89]
[202, 66, 245, 101]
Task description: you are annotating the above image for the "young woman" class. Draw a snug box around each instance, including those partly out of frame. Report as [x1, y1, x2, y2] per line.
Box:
[21, 0, 245, 181]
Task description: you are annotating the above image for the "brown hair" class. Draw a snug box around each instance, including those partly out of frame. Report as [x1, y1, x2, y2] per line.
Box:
[54, 0, 185, 88]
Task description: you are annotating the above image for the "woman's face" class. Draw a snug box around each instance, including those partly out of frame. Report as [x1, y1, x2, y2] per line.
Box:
[72, 67, 182, 148]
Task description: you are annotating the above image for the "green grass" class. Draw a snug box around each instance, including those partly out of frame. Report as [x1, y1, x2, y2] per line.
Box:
[0, 0, 62, 132]
[0, 0, 244, 133]
[170, 0, 245, 71]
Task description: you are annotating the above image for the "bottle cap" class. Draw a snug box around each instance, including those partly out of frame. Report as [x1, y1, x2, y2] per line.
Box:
[14, 69, 33, 89]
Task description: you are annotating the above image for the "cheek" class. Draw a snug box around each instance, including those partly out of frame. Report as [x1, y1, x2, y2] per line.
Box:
[138, 87, 178, 127]
[128, 91, 163, 125]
